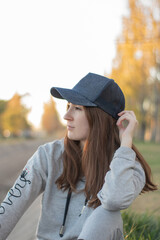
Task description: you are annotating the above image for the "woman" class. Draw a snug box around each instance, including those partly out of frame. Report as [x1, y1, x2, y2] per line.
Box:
[0, 73, 157, 240]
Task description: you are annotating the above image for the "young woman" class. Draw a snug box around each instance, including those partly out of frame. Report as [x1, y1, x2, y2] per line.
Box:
[0, 73, 157, 240]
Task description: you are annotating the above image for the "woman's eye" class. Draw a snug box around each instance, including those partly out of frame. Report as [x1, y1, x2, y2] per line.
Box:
[66, 103, 82, 111]
[75, 106, 81, 110]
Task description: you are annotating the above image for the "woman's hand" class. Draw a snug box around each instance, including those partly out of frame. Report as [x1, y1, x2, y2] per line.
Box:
[116, 110, 138, 148]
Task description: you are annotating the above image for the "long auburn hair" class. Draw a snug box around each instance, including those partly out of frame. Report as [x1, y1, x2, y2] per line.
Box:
[56, 107, 157, 208]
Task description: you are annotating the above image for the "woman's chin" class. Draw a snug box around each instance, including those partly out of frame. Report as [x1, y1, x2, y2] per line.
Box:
[67, 134, 77, 141]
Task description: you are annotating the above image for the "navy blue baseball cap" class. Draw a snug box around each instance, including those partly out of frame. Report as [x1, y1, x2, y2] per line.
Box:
[50, 72, 125, 119]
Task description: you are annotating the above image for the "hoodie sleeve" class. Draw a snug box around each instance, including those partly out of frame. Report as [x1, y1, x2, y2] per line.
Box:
[0, 145, 48, 240]
[97, 146, 146, 211]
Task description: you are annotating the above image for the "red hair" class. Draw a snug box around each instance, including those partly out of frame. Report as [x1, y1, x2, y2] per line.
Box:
[56, 107, 157, 208]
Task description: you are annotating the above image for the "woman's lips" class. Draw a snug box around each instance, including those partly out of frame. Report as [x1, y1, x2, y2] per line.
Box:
[67, 125, 74, 130]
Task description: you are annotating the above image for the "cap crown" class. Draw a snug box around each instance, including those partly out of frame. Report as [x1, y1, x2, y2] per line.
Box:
[50, 72, 125, 119]
[73, 73, 125, 119]
[73, 73, 111, 102]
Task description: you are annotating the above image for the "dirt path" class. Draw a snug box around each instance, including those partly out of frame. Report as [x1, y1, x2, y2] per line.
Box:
[7, 195, 42, 240]
[0, 137, 54, 240]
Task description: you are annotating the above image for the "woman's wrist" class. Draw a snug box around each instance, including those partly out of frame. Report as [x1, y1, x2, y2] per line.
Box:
[120, 136, 132, 148]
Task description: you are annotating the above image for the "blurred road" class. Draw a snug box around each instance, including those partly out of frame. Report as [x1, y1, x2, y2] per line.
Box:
[0, 138, 53, 240]
[7, 195, 42, 240]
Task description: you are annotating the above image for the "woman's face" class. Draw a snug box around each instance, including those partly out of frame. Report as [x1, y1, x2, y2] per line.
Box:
[63, 103, 90, 147]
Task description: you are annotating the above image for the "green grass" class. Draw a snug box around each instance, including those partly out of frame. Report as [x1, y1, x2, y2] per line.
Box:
[134, 140, 160, 186]
[123, 141, 160, 239]
[122, 211, 160, 240]
[134, 141, 160, 169]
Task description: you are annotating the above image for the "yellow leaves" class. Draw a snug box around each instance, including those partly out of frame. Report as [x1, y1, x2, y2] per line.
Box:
[41, 97, 64, 135]
[109, 0, 160, 140]
[1, 93, 31, 136]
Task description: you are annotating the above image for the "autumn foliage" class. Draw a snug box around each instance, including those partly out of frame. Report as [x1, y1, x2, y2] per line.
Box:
[0, 93, 31, 137]
[41, 97, 64, 135]
[109, 0, 160, 142]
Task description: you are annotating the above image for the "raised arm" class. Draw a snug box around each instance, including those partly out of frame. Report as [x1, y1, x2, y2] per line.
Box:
[98, 111, 145, 211]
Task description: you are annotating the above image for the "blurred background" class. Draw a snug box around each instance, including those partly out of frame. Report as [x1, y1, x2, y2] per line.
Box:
[0, 0, 159, 142]
[0, 0, 160, 239]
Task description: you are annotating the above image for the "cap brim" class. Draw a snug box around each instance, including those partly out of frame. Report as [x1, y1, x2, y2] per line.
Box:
[50, 87, 97, 107]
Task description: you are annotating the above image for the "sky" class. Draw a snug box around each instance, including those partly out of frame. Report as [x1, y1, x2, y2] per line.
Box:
[0, 0, 128, 128]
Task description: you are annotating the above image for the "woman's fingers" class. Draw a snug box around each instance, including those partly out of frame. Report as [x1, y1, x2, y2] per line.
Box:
[116, 110, 138, 148]
[118, 110, 136, 119]
[117, 111, 138, 126]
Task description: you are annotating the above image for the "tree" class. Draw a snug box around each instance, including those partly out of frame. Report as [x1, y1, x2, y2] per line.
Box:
[2, 93, 31, 137]
[149, 0, 160, 142]
[41, 97, 64, 135]
[109, 0, 160, 141]
[0, 100, 8, 136]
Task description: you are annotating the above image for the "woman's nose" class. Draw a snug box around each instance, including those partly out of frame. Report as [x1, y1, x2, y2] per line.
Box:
[63, 110, 73, 121]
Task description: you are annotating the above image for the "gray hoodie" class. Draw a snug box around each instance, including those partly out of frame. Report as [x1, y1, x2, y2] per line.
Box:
[0, 139, 145, 240]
